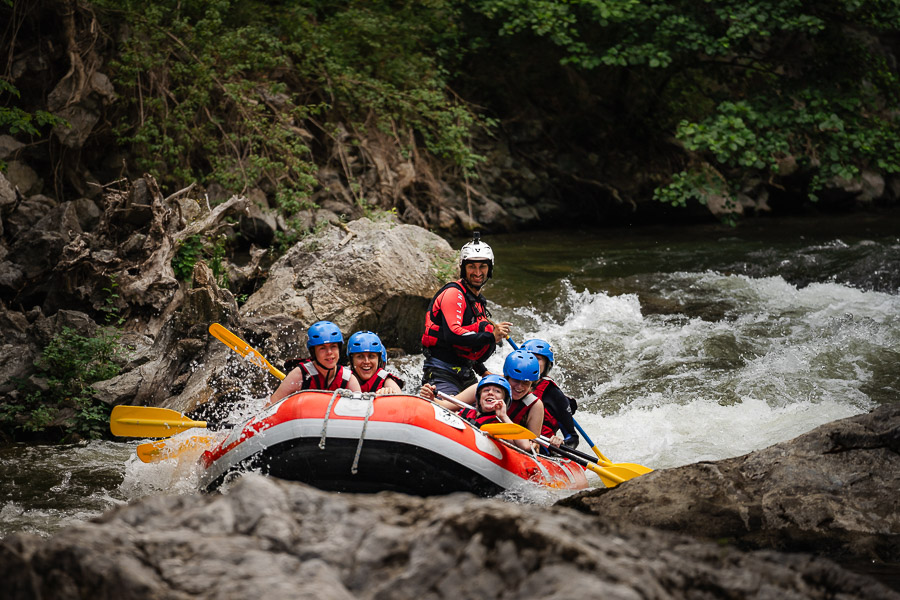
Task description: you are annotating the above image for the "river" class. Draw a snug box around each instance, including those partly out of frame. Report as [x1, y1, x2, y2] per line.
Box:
[2, 210, 898, 538]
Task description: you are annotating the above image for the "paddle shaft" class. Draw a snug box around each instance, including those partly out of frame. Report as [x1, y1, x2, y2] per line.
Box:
[209, 323, 286, 380]
[538, 435, 602, 465]
[436, 390, 474, 411]
[571, 419, 612, 463]
[534, 437, 626, 485]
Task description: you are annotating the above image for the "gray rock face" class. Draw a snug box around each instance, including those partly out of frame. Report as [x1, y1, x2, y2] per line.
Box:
[1, 474, 896, 600]
[559, 403, 900, 566]
[241, 216, 454, 352]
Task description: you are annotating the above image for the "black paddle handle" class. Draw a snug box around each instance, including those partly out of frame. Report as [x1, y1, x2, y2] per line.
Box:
[539, 439, 590, 467]
[558, 443, 601, 464]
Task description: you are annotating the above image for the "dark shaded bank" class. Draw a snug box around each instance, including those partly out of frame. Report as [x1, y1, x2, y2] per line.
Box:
[1, 404, 898, 598]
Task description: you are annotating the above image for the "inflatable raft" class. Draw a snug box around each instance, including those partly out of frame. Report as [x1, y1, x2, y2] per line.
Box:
[198, 390, 589, 495]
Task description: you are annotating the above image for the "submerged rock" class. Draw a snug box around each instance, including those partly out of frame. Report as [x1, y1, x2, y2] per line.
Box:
[1, 474, 895, 600]
[559, 403, 900, 570]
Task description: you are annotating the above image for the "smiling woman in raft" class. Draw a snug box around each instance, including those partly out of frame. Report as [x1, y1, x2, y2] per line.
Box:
[268, 321, 362, 405]
[346, 330, 404, 395]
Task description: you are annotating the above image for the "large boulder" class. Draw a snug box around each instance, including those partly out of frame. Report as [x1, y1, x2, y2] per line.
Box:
[0, 474, 895, 600]
[559, 403, 900, 567]
[240, 216, 454, 354]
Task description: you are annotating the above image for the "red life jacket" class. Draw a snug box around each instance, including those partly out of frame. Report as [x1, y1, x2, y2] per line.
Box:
[357, 368, 405, 394]
[506, 393, 539, 427]
[421, 280, 495, 364]
[295, 359, 352, 391]
[533, 378, 560, 438]
[460, 407, 502, 427]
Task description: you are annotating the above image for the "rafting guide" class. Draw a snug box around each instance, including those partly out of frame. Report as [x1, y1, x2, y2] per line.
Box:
[421, 232, 512, 396]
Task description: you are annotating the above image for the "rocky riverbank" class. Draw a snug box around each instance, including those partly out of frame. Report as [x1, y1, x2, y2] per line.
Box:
[1, 403, 898, 599]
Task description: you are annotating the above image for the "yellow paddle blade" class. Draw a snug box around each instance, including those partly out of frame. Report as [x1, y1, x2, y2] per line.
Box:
[209, 323, 286, 380]
[480, 423, 537, 439]
[603, 461, 653, 475]
[137, 432, 218, 463]
[110, 406, 207, 438]
[582, 462, 637, 488]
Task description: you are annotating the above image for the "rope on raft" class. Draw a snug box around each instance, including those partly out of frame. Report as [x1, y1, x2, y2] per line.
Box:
[318, 389, 378, 475]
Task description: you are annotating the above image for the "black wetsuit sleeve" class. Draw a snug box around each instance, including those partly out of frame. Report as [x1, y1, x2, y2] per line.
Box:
[543, 385, 580, 449]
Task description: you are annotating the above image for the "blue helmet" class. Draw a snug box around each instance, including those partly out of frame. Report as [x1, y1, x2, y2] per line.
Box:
[503, 350, 541, 382]
[521, 338, 554, 369]
[307, 321, 343, 353]
[476, 374, 511, 405]
[347, 330, 387, 365]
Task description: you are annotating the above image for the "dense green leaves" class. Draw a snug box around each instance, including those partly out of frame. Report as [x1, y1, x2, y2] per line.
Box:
[474, 0, 900, 212]
[92, 0, 484, 205]
[0, 80, 67, 140]
[1, 327, 126, 441]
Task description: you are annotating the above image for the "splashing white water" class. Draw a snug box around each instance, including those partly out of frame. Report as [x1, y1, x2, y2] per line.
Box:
[487, 273, 897, 471]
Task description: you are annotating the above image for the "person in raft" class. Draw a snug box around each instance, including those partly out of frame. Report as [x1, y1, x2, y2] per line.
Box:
[422, 350, 563, 450]
[420, 232, 512, 396]
[520, 338, 580, 449]
[460, 374, 532, 451]
[268, 320, 361, 405]
[347, 330, 404, 395]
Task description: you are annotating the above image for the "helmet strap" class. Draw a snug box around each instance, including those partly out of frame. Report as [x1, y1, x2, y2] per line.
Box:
[314, 359, 336, 385]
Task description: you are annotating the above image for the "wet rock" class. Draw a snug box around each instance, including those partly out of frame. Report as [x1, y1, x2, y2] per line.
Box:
[559, 403, 900, 568]
[240, 216, 454, 353]
[72, 197, 102, 232]
[49, 71, 117, 149]
[8, 201, 83, 280]
[0, 474, 895, 600]
[240, 200, 278, 246]
[0, 261, 25, 297]
[0, 172, 17, 213]
[4, 194, 57, 240]
[4, 161, 42, 196]
[0, 135, 25, 160]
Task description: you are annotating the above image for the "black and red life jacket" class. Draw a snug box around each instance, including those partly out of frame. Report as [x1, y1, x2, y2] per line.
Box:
[288, 359, 352, 391]
[357, 368, 405, 394]
[421, 280, 495, 364]
[460, 407, 502, 427]
[506, 393, 539, 427]
[533, 377, 578, 438]
[533, 378, 561, 438]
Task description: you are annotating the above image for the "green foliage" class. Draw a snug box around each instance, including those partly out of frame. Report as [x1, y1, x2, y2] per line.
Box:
[0, 80, 67, 137]
[93, 0, 487, 217]
[101, 274, 125, 325]
[474, 0, 900, 216]
[1, 327, 127, 440]
[172, 234, 205, 281]
[432, 255, 457, 282]
[208, 234, 229, 288]
[172, 234, 230, 287]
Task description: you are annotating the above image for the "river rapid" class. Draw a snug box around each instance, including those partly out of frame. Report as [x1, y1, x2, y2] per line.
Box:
[2, 211, 899, 538]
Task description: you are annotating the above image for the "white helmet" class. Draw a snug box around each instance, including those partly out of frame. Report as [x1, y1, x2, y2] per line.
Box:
[459, 232, 494, 279]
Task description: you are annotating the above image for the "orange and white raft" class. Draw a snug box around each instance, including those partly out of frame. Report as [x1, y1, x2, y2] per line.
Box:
[198, 390, 589, 495]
